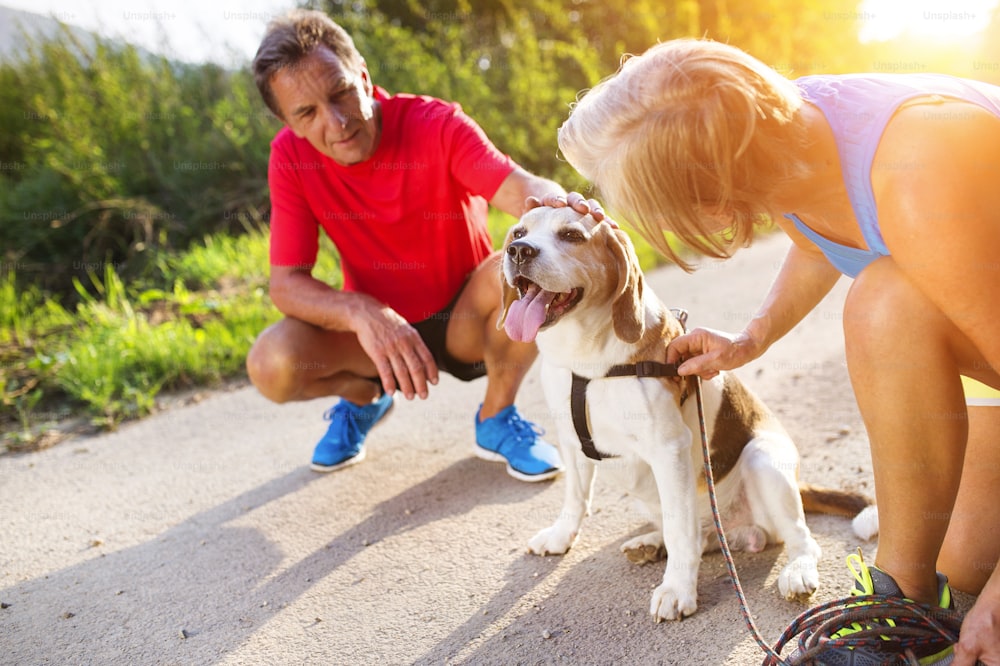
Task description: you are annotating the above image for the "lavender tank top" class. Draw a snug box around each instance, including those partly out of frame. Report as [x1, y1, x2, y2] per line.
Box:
[786, 74, 1000, 277]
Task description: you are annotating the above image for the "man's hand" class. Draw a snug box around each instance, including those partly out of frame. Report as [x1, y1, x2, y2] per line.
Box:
[525, 192, 612, 225]
[666, 327, 762, 380]
[354, 303, 439, 400]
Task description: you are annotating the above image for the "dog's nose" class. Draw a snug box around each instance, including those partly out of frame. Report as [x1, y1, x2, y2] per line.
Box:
[506, 240, 538, 265]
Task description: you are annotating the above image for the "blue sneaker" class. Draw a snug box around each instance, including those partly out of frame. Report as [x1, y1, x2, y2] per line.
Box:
[474, 405, 562, 482]
[310, 393, 394, 472]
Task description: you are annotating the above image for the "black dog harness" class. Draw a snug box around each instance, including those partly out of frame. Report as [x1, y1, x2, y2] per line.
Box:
[569, 361, 682, 461]
[569, 309, 690, 462]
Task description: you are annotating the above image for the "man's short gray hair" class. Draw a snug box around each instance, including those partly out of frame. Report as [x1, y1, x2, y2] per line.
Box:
[252, 9, 364, 118]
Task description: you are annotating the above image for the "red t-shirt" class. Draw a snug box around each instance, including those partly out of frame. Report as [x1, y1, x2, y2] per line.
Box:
[267, 88, 516, 322]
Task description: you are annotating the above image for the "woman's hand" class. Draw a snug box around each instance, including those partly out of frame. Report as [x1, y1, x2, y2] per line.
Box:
[953, 571, 1000, 665]
[666, 327, 763, 380]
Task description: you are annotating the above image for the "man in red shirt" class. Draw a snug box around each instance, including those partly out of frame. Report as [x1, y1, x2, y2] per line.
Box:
[246, 9, 577, 481]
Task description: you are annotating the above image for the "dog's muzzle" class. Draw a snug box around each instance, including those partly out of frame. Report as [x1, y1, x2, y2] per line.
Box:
[506, 240, 538, 266]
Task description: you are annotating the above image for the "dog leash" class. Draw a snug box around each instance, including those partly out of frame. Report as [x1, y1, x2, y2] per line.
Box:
[688, 335, 789, 663]
[682, 317, 971, 665]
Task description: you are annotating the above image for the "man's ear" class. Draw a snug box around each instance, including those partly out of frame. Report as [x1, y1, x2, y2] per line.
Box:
[607, 226, 645, 343]
[358, 60, 374, 96]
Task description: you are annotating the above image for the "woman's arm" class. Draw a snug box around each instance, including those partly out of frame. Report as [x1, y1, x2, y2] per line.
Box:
[667, 241, 841, 378]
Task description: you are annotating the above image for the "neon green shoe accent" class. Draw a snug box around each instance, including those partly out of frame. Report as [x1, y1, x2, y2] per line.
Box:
[831, 549, 896, 639]
[830, 548, 955, 664]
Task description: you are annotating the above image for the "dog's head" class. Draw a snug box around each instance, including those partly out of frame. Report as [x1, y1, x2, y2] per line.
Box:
[497, 206, 645, 344]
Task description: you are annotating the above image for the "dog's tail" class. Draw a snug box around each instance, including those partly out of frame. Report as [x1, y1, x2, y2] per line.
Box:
[798, 483, 879, 541]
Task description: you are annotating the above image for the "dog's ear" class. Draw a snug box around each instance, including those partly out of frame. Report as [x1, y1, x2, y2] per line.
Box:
[497, 275, 520, 330]
[496, 230, 520, 330]
[606, 226, 645, 343]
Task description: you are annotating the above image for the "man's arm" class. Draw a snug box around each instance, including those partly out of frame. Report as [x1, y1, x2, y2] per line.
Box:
[488, 167, 566, 218]
[269, 265, 439, 400]
[269, 265, 377, 331]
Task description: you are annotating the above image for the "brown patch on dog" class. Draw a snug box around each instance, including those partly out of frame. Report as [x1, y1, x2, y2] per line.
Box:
[697, 374, 762, 491]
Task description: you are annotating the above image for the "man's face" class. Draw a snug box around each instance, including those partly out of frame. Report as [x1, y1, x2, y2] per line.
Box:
[270, 46, 379, 166]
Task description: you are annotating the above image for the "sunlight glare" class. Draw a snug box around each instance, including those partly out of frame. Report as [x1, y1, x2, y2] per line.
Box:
[859, 0, 1000, 41]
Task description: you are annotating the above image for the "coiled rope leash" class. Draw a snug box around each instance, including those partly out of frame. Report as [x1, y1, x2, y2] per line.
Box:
[680, 307, 970, 665]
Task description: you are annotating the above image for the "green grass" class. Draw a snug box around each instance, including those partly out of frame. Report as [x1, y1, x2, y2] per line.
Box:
[1, 224, 283, 449]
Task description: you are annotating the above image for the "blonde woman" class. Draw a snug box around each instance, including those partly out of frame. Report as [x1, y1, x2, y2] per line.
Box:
[555, 39, 1000, 665]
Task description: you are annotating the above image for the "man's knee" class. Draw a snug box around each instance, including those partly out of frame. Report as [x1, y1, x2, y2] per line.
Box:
[246, 330, 299, 404]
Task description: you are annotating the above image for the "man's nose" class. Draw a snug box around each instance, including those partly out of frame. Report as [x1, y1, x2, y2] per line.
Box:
[320, 102, 349, 130]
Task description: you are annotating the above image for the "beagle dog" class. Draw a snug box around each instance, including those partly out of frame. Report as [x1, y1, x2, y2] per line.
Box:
[498, 207, 872, 622]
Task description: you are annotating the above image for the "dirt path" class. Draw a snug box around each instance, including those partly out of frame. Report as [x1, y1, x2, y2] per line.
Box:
[0, 233, 974, 665]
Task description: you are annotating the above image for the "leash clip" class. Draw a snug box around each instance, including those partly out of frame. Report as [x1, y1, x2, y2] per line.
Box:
[670, 307, 689, 333]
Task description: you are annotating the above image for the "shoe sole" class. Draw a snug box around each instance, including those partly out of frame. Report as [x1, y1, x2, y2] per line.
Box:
[310, 447, 366, 473]
[310, 400, 395, 473]
[473, 444, 562, 482]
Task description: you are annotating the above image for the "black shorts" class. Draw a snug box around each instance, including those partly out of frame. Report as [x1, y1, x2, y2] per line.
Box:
[411, 283, 487, 382]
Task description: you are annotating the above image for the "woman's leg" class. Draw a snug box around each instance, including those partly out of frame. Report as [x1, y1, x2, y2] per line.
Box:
[938, 396, 1000, 594]
[843, 257, 983, 605]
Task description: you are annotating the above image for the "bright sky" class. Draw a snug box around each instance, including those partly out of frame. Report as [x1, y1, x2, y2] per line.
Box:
[859, 0, 1000, 41]
[5, 0, 1000, 64]
[2, 0, 302, 65]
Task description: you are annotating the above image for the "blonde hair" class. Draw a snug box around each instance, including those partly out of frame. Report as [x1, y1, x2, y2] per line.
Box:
[558, 39, 810, 270]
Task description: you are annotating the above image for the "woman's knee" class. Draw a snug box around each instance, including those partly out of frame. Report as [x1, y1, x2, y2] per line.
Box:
[846, 258, 908, 326]
[843, 257, 951, 351]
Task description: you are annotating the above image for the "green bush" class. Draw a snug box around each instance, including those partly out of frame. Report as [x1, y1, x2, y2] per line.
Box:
[0, 25, 280, 298]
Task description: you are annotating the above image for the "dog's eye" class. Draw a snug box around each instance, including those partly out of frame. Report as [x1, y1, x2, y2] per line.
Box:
[511, 227, 526, 239]
[559, 229, 586, 243]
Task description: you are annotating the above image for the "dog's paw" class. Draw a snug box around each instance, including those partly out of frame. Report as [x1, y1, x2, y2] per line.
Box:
[527, 525, 577, 556]
[650, 582, 698, 622]
[621, 531, 666, 564]
[778, 555, 820, 602]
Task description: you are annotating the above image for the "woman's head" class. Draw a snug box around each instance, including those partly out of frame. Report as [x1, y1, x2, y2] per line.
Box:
[558, 39, 809, 270]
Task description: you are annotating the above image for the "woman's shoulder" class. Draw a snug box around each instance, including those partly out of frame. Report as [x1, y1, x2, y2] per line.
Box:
[874, 98, 1000, 223]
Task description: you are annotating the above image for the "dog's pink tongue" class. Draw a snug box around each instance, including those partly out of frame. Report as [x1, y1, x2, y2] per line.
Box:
[504, 284, 556, 343]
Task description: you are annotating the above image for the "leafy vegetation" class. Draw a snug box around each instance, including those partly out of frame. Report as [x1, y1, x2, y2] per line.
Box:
[0, 24, 279, 297]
